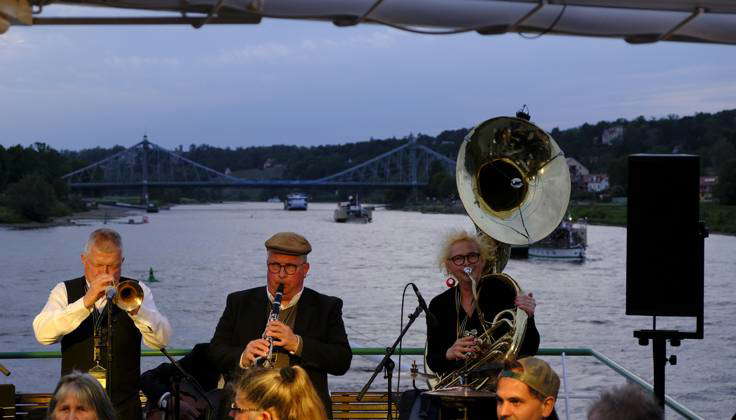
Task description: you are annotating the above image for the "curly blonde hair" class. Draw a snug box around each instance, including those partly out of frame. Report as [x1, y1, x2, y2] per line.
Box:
[234, 366, 326, 420]
[437, 229, 498, 274]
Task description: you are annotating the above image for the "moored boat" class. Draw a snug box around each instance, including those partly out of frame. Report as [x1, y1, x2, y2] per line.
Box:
[283, 193, 308, 210]
[334, 195, 373, 223]
[529, 217, 587, 260]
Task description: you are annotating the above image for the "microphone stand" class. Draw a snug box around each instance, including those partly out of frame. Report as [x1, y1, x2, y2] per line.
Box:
[160, 348, 214, 420]
[357, 304, 424, 420]
[105, 294, 113, 399]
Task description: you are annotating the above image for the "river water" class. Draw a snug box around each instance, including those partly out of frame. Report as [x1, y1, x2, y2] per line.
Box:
[1, 202, 734, 419]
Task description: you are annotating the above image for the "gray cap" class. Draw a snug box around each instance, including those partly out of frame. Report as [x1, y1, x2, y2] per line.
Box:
[264, 232, 312, 256]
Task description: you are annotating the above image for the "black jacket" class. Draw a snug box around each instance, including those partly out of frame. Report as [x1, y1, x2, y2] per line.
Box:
[140, 343, 220, 404]
[209, 286, 352, 418]
[426, 279, 540, 375]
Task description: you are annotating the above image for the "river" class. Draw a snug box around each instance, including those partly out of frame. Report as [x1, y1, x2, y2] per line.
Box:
[1, 202, 734, 419]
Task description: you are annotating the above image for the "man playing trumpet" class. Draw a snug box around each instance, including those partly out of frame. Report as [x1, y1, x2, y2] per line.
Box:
[209, 232, 352, 419]
[33, 228, 172, 418]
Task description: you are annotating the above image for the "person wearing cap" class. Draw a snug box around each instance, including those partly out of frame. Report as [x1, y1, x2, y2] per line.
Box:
[208, 232, 352, 419]
[496, 357, 560, 420]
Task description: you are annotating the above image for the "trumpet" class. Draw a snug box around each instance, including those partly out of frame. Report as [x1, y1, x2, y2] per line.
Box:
[105, 280, 144, 312]
[255, 283, 284, 368]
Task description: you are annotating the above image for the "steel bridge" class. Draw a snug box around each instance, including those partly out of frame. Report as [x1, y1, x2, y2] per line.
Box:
[62, 136, 456, 195]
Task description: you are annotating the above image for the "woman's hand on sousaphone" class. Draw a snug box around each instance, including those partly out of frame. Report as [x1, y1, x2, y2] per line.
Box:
[514, 292, 536, 316]
[445, 336, 480, 361]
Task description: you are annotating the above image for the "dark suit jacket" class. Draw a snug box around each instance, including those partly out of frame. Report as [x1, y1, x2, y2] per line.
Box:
[140, 343, 220, 404]
[426, 279, 540, 375]
[209, 286, 352, 418]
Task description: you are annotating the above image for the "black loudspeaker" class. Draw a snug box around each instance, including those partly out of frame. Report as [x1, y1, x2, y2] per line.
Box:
[626, 154, 703, 317]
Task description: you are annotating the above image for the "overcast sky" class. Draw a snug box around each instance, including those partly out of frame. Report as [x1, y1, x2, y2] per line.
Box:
[1, 5, 735, 151]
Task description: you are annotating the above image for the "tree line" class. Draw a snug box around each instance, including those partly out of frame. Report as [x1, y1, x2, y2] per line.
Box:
[2, 109, 735, 222]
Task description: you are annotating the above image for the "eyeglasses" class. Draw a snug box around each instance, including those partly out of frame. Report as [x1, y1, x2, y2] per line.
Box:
[230, 402, 260, 415]
[449, 252, 480, 267]
[267, 262, 303, 275]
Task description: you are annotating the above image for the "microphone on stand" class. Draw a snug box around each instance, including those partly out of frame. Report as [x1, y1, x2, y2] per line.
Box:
[105, 286, 117, 301]
[411, 284, 438, 328]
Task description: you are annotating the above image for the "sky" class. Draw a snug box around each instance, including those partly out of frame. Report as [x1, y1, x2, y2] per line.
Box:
[1, 5, 735, 151]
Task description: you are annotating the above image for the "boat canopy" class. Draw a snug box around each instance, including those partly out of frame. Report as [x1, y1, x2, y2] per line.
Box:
[4, 0, 736, 45]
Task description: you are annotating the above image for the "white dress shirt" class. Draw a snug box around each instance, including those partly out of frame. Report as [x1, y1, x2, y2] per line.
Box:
[33, 279, 172, 349]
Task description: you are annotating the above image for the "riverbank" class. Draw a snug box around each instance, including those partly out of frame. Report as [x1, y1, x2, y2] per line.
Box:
[568, 202, 736, 235]
[395, 201, 736, 235]
[0, 205, 139, 229]
[5, 200, 735, 235]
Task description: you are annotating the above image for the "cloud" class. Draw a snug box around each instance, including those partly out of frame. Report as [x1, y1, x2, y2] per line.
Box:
[207, 28, 397, 66]
[626, 82, 736, 113]
[300, 29, 398, 50]
[211, 42, 293, 64]
[0, 31, 75, 61]
[104, 55, 180, 69]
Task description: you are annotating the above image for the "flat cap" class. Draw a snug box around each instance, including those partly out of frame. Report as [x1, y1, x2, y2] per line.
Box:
[265, 232, 312, 256]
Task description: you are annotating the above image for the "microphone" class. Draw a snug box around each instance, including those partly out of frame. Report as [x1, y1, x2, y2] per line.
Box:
[411, 284, 438, 328]
[105, 286, 116, 300]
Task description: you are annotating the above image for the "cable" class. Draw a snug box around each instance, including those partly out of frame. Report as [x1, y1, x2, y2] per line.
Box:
[396, 282, 412, 393]
[519, 4, 567, 39]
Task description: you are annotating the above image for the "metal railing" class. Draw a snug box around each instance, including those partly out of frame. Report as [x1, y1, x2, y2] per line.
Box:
[0, 347, 701, 419]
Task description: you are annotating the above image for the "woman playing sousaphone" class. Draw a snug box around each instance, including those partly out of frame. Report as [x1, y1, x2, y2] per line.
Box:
[425, 230, 539, 382]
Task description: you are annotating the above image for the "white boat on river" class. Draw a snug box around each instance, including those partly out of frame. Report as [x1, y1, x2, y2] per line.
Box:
[529, 218, 587, 260]
[283, 193, 308, 211]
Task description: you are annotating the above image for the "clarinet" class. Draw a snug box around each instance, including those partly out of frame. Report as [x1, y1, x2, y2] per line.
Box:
[255, 283, 285, 368]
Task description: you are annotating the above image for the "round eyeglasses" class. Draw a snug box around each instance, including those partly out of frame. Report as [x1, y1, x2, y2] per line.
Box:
[267, 262, 302, 275]
[449, 252, 480, 267]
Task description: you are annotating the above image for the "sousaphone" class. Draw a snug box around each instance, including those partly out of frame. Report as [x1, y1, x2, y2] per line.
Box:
[426, 114, 570, 390]
[457, 116, 571, 246]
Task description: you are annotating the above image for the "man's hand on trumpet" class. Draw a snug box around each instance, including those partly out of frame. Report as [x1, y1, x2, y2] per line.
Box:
[83, 273, 115, 309]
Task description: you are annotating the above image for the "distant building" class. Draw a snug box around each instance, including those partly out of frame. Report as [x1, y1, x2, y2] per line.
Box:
[263, 158, 275, 169]
[566, 157, 590, 194]
[601, 126, 624, 145]
[224, 167, 232, 175]
[566, 157, 589, 178]
[584, 174, 610, 192]
[700, 176, 718, 200]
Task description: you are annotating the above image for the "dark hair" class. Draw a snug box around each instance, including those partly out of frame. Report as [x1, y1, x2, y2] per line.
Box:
[47, 371, 116, 420]
[587, 383, 663, 420]
[234, 366, 326, 420]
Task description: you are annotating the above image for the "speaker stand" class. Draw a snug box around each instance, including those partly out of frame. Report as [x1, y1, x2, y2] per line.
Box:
[633, 329, 685, 408]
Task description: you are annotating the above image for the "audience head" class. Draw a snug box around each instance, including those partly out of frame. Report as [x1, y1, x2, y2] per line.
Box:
[496, 357, 560, 420]
[587, 383, 663, 420]
[47, 371, 116, 420]
[231, 366, 326, 420]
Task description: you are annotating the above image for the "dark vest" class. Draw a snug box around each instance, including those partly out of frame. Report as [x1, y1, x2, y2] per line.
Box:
[61, 276, 142, 405]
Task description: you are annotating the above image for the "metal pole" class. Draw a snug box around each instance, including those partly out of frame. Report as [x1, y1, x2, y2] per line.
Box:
[142, 137, 150, 206]
[652, 337, 666, 408]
